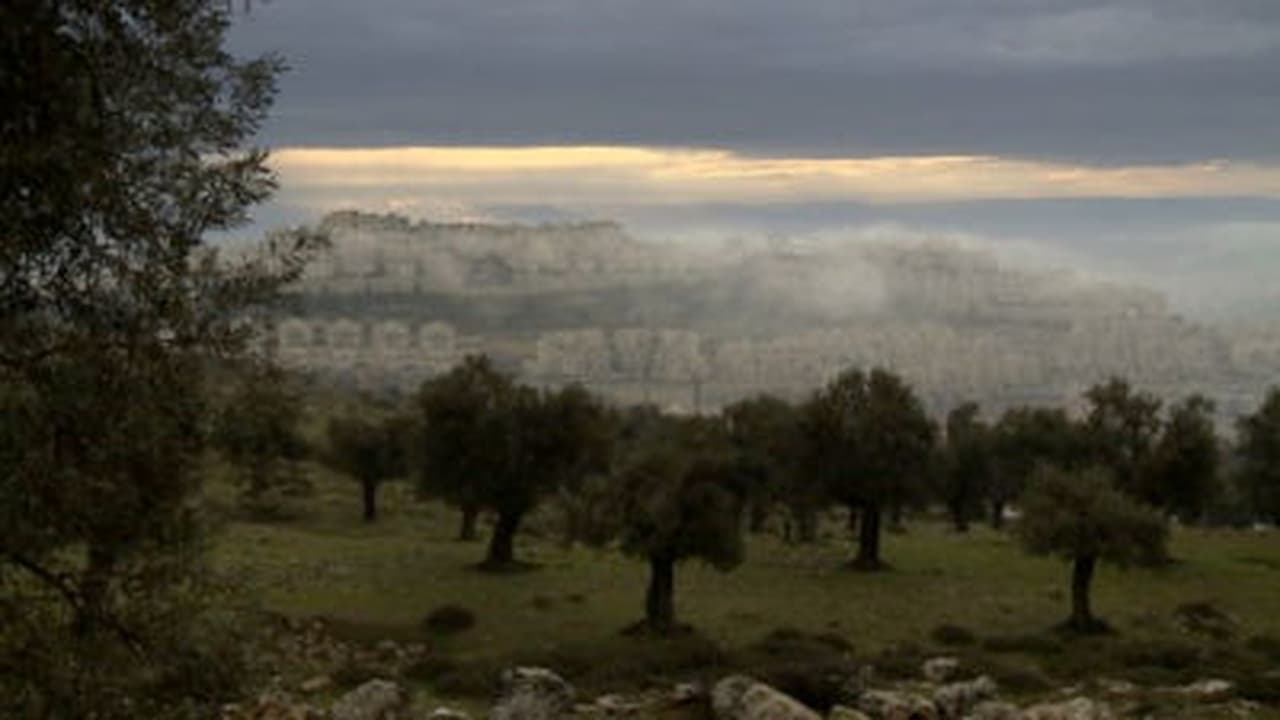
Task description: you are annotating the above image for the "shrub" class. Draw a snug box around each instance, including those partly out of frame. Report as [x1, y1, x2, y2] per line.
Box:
[422, 604, 477, 636]
[930, 624, 977, 647]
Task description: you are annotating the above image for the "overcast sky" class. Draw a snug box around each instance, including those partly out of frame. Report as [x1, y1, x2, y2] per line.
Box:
[228, 1, 1280, 321]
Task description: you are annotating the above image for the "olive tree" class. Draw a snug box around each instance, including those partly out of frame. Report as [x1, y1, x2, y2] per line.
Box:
[1017, 466, 1168, 633]
[800, 368, 935, 570]
[0, 1, 319, 714]
[1237, 387, 1280, 522]
[326, 414, 411, 523]
[615, 416, 745, 633]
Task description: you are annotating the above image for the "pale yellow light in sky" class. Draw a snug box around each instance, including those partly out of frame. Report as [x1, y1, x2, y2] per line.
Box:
[270, 145, 1280, 205]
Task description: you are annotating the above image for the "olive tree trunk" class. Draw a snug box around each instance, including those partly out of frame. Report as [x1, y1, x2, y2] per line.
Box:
[1069, 554, 1099, 631]
[457, 504, 480, 541]
[644, 552, 677, 631]
[852, 504, 885, 571]
[361, 477, 379, 523]
[483, 509, 523, 569]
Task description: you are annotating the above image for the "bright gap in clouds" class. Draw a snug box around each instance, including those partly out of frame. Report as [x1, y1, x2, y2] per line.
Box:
[271, 145, 1280, 207]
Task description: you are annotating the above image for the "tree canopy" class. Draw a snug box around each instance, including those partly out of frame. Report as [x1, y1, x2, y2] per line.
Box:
[800, 367, 935, 569]
[1017, 466, 1168, 632]
[1237, 387, 1280, 523]
[0, 1, 319, 714]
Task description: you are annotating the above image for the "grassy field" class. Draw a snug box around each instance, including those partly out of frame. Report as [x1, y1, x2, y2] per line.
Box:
[212, 468, 1280, 711]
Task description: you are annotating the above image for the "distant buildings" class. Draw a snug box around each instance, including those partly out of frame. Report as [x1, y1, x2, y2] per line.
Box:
[264, 212, 1277, 418]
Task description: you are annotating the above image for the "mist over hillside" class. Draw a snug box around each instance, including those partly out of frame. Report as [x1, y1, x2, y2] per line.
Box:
[267, 211, 1277, 419]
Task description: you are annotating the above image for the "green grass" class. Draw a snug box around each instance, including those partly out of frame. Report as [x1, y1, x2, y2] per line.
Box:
[211, 471, 1280, 708]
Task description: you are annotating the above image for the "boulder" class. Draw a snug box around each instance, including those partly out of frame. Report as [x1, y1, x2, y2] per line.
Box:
[428, 710, 473, 720]
[1174, 679, 1234, 702]
[491, 667, 576, 720]
[932, 676, 997, 719]
[964, 701, 1022, 720]
[711, 675, 822, 720]
[828, 706, 873, 720]
[922, 658, 961, 684]
[330, 679, 408, 720]
[1021, 698, 1113, 720]
[856, 689, 939, 720]
[298, 675, 332, 695]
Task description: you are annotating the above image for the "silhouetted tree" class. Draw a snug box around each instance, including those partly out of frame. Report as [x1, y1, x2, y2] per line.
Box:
[1017, 466, 1167, 633]
[988, 406, 1084, 529]
[723, 394, 802, 536]
[214, 367, 310, 517]
[483, 383, 613, 568]
[940, 401, 991, 533]
[1147, 394, 1220, 522]
[1237, 387, 1280, 523]
[416, 356, 515, 542]
[417, 358, 612, 568]
[801, 368, 935, 570]
[0, 1, 319, 714]
[1081, 378, 1163, 497]
[326, 414, 411, 522]
[616, 416, 745, 633]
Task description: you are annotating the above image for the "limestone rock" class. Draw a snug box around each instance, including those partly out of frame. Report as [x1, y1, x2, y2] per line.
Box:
[1021, 698, 1113, 720]
[298, 675, 332, 695]
[711, 675, 822, 720]
[933, 676, 997, 719]
[922, 658, 961, 684]
[491, 666, 576, 720]
[330, 679, 408, 720]
[855, 689, 939, 720]
[964, 701, 1022, 720]
[428, 709, 473, 720]
[1174, 679, 1234, 702]
[828, 705, 872, 720]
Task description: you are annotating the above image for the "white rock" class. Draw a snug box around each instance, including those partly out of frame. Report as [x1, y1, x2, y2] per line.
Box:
[330, 679, 407, 720]
[711, 675, 821, 720]
[490, 667, 575, 720]
[933, 676, 997, 719]
[964, 701, 1023, 720]
[1021, 697, 1113, 720]
[856, 689, 939, 720]
[923, 657, 961, 684]
[429, 709, 472, 720]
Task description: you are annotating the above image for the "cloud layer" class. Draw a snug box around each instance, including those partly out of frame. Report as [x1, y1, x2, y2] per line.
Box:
[231, 1, 1280, 163]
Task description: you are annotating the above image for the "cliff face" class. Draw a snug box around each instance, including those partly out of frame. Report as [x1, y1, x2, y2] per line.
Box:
[268, 211, 1272, 417]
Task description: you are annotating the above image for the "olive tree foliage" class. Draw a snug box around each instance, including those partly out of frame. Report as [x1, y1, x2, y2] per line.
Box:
[722, 394, 807, 538]
[213, 367, 310, 518]
[416, 355, 516, 542]
[1236, 387, 1280, 523]
[0, 1, 320, 715]
[940, 401, 991, 533]
[1082, 379, 1220, 520]
[416, 356, 613, 568]
[1081, 378, 1163, 498]
[325, 413, 411, 523]
[614, 414, 746, 634]
[1017, 466, 1168, 633]
[988, 406, 1084, 529]
[1147, 394, 1220, 522]
[800, 368, 936, 570]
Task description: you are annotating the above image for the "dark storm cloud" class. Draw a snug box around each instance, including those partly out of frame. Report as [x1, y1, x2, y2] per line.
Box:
[229, 0, 1280, 163]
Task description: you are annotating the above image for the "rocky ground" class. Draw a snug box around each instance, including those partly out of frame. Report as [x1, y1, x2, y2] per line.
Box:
[219, 618, 1272, 720]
